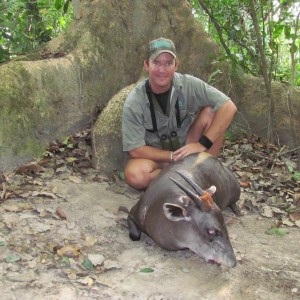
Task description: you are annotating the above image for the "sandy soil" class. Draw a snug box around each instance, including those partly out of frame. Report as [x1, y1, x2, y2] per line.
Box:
[1, 174, 299, 300]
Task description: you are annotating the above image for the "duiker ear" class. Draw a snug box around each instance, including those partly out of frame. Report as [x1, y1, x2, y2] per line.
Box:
[206, 185, 216, 195]
[163, 203, 191, 222]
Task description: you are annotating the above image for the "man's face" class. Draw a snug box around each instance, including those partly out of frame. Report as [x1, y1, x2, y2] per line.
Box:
[144, 52, 178, 93]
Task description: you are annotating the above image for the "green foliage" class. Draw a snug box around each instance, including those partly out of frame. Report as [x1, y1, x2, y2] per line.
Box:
[5, 253, 21, 263]
[140, 267, 155, 273]
[190, 0, 300, 86]
[293, 172, 300, 182]
[0, 0, 73, 63]
[82, 257, 94, 271]
[61, 256, 71, 266]
[285, 162, 300, 182]
[266, 227, 287, 236]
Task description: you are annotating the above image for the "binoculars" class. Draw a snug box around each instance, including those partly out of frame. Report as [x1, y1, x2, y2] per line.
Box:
[160, 131, 181, 151]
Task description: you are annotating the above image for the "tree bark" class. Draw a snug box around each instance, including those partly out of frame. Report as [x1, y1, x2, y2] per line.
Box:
[0, 0, 223, 170]
[289, 12, 300, 170]
[0, 0, 299, 173]
[249, 0, 275, 144]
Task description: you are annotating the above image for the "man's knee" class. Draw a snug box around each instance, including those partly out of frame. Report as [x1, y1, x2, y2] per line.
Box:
[125, 163, 142, 188]
[124, 159, 160, 190]
[124, 168, 138, 187]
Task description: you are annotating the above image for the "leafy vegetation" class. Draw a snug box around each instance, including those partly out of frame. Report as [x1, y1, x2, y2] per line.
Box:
[190, 0, 299, 86]
[0, 0, 298, 150]
[190, 0, 299, 147]
[1, 1, 298, 84]
[0, 0, 73, 63]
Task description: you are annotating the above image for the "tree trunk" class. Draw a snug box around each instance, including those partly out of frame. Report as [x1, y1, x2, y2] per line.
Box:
[0, 0, 223, 170]
[0, 0, 299, 173]
[249, 0, 275, 145]
[289, 12, 300, 171]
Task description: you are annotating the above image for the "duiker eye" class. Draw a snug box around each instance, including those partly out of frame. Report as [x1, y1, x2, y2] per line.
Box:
[207, 228, 217, 236]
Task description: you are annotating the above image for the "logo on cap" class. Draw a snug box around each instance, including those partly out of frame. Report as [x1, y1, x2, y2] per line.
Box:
[148, 38, 176, 60]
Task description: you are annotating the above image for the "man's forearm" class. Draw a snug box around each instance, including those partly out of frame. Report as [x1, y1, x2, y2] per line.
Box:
[129, 145, 172, 162]
[204, 100, 237, 143]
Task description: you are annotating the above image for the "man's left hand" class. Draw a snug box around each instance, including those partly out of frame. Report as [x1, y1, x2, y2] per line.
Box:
[173, 143, 206, 161]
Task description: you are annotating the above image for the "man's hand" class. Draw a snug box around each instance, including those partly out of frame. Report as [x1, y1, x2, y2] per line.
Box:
[173, 143, 206, 161]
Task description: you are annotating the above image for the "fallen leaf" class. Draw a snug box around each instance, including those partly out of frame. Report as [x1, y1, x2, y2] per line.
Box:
[6, 271, 36, 282]
[271, 207, 286, 215]
[47, 144, 61, 153]
[66, 157, 78, 163]
[265, 228, 287, 236]
[15, 164, 43, 176]
[261, 206, 273, 218]
[87, 254, 105, 266]
[5, 253, 21, 263]
[278, 174, 292, 183]
[281, 217, 294, 227]
[2, 202, 33, 212]
[240, 181, 251, 188]
[57, 245, 81, 258]
[0, 239, 6, 246]
[235, 251, 245, 263]
[69, 176, 82, 184]
[87, 277, 94, 286]
[37, 158, 51, 166]
[1, 191, 15, 200]
[95, 278, 113, 288]
[103, 259, 121, 270]
[83, 257, 94, 271]
[0, 173, 9, 184]
[82, 236, 97, 247]
[31, 191, 57, 199]
[118, 171, 125, 181]
[28, 221, 51, 233]
[74, 159, 92, 168]
[91, 175, 109, 182]
[289, 211, 300, 222]
[56, 207, 67, 220]
[77, 276, 94, 286]
[2, 214, 20, 228]
[292, 172, 300, 182]
[56, 165, 68, 173]
[32, 180, 44, 186]
[240, 143, 253, 152]
[66, 269, 77, 280]
[140, 267, 154, 273]
[61, 256, 71, 266]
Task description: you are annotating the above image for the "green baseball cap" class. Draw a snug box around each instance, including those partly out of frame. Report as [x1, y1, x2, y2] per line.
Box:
[148, 37, 177, 60]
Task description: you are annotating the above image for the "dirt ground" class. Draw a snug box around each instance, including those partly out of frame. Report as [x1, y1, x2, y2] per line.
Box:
[0, 170, 299, 300]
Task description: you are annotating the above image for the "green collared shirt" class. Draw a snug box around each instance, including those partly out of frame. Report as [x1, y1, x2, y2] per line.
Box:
[122, 72, 230, 152]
